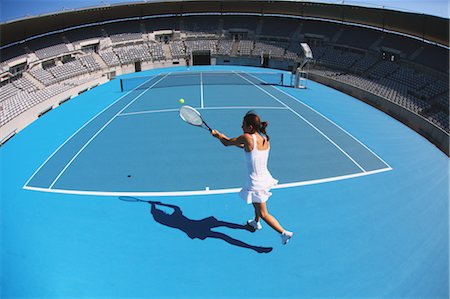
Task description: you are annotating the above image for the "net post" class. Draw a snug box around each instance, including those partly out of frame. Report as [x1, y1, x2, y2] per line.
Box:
[120, 79, 124, 92]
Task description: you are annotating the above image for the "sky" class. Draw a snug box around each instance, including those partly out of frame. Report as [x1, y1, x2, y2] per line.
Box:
[0, 0, 449, 23]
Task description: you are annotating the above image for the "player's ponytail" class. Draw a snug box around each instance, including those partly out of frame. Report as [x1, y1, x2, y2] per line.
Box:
[244, 111, 270, 142]
[260, 121, 270, 142]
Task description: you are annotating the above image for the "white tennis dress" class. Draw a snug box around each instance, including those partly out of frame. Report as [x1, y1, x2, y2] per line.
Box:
[239, 134, 279, 204]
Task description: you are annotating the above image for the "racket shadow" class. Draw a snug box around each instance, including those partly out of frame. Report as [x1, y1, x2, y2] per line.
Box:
[120, 197, 273, 254]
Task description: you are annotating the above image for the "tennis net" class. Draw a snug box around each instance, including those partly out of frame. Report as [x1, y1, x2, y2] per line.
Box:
[119, 71, 284, 92]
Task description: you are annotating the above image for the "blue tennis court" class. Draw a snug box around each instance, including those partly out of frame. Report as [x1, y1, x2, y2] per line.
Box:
[24, 69, 390, 195]
[2, 65, 448, 298]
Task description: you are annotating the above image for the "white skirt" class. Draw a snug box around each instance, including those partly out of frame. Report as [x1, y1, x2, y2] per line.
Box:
[239, 177, 278, 204]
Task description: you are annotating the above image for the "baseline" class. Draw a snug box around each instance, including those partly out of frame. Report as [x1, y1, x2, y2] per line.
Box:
[22, 167, 391, 197]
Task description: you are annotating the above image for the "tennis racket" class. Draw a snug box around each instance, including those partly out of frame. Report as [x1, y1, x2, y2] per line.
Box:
[179, 105, 212, 132]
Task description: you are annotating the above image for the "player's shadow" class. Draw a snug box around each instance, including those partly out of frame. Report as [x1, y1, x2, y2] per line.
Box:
[120, 197, 272, 254]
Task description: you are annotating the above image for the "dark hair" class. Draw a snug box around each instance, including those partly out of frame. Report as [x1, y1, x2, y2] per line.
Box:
[244, 111, 270, 142]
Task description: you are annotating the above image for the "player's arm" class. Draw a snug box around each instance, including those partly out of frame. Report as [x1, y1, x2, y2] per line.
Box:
[212, 130, 249, 149]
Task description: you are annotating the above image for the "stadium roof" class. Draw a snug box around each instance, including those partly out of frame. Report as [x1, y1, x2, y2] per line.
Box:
[1, 0, 448, 47]
[2, 0, 449, 22]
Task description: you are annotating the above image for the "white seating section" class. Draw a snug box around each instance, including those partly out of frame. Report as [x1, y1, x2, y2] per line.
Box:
[114, 44, 153, 64]
[0, 83, 20, 100]
[29, 68, 58, 86]
[110, 33, 143, 44]
[169, 41, 186, 58]
[47, 60, 87, 81]
[35, 44, 70, 60]
[98, 51, 121, 67]
[238, 40, 254, 56]
[217, 40, 233, 55]
[253, 41, 286, 58]
[148, 43, 165, 60]
[0, 83, 72, 126]
[185, 40, 218, 54]
[79, 55, 102, 72]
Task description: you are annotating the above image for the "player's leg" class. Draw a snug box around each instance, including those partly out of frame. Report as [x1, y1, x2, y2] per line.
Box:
[253, 202, 284, 233]
[247, 205, 262, 230]
[253, 202, 294, 244]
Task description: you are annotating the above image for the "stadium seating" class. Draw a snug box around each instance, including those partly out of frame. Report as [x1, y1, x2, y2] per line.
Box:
[0, 83, 20, 100]
[79, 55, 102, 72]
[217, 40, 233, 55]
[29, 68, 58, 86]
[0, 14, 448, 136]
[148, 43, 166, 60]
[238, 40, 254, 56]
[98, 51, 121, 67]
[110, 33, 143, 44]
[185, 39, 218, 54]
[113, 44, 153, 64]
[253, 41, 286, 58]
[168, 41, 186, 59]
[0, 83, 72, 126]
[34, 44, 70, 60]
[47, 60, 88, 81]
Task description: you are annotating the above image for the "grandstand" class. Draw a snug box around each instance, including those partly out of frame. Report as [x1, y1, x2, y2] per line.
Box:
[0, 0, 448, 154]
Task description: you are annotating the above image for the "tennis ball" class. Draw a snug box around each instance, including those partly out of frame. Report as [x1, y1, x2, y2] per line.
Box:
[179, 98, 185, 104]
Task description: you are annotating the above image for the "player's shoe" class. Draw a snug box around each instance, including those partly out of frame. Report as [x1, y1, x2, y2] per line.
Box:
[247, 219, 262, 230]
[281, 231, 294, 245]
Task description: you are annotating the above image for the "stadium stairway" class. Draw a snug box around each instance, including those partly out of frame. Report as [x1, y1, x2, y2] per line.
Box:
[231, 41, 239, 56]
[162, 44, 173, 60]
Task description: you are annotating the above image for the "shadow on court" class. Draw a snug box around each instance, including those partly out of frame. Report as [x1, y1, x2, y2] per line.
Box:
[119, 197, 272, 253]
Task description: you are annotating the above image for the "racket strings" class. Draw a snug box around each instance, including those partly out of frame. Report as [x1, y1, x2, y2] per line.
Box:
[180, 106, 203, 126]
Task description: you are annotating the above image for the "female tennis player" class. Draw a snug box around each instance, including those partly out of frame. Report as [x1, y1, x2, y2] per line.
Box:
[211, 111, 294, 245]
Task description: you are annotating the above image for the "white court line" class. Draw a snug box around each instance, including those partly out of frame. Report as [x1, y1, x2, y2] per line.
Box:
[22, 167, 392, 197]
[200, 72, 204, 108]
[234, 71, 367, 172]
[48, 73, 171, 189]
[23, 75, 159, 189]
[266, 80, 393, 169]
[118, 108, 180, 117]
[117, 106, 288, 117]
[197, 106, 288, 111]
